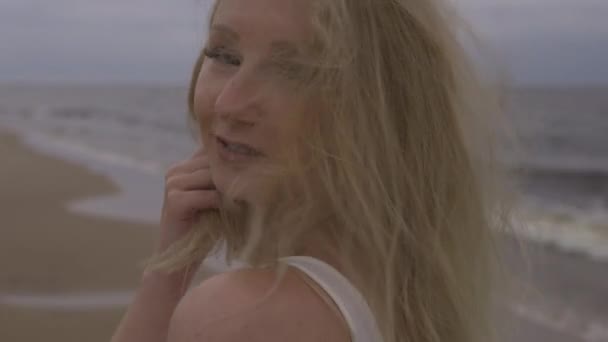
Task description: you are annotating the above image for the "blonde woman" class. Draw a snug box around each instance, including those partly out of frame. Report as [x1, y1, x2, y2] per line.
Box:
[112, 0, 508, 341]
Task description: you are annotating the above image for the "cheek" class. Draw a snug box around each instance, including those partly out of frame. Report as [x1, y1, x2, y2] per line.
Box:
[265, 100, 312, 156]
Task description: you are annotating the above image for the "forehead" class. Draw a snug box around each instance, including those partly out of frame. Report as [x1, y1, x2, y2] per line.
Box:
[212, 0, 313, 45]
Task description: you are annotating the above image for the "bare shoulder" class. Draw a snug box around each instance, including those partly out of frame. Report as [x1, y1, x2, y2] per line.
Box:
[167, 267, 350, 342]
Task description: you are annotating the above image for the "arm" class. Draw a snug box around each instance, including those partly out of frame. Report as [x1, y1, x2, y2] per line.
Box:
[111, 265, 198, 342]
[111, 148, 219, 342]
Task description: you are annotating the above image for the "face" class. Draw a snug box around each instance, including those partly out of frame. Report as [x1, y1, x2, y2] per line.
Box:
[193, 0, 316, 203]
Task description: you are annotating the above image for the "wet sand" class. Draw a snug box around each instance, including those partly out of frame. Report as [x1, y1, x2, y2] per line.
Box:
[501, 237, 608, 342]
[1, 129, 606, 342]
[0, 131, 157, 341]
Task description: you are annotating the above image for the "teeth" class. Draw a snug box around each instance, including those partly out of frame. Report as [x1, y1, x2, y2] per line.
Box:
[225, 142, 257, 156]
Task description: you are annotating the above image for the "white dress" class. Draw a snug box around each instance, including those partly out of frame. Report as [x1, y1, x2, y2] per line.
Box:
[280, 256, 384, 342]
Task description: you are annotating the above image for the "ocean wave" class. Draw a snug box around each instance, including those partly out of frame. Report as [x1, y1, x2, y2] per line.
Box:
[514, 204, 608, 261]
[10, 126, 608, 262]
[50, 106, 98, 119]
[28, 134, 166, 175]
[517, 157, 608, 177]
[48, 105, 189, 133]
[1, 122, 167, 175]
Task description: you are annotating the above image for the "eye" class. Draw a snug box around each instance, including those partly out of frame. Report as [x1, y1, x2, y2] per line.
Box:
[271, 60, 306, 82]
[203, 47, 241, 66]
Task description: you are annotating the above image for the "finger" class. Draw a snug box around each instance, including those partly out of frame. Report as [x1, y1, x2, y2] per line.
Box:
[192, 146, 207, 158]
[168, 189, 221, 212]
[166, 155, 210, 176]
[167, 169, 215, 191]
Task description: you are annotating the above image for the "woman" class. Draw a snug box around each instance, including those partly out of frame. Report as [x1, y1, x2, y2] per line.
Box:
[112, 0, 508, 341]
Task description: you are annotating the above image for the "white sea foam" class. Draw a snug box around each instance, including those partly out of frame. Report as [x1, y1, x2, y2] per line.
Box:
[2, 84, 608, 262]
[511, 209, 608, 261]
[3, 122, 608, 261]
[509, 301, 608, 342]
[2, 125, 165, 224]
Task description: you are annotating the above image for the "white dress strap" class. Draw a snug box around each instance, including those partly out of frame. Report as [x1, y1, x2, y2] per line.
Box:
[280, 256, 383, 342]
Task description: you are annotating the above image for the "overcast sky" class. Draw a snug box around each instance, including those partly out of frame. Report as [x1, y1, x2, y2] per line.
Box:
[0, 0, 606, 85]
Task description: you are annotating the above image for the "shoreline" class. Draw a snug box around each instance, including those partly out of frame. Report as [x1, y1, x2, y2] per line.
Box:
[1, 127, 607, 341]
[0, 123, 165, 224]
[0, 130, 159, 341]
[4, 123, 608, 263]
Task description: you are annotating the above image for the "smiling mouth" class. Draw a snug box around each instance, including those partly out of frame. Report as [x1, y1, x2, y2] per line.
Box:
[216, 136, 263, 158]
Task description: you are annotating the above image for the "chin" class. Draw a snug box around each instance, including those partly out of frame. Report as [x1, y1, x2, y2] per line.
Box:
[210, 162, 254, 203]
[209, 145, 280, 208]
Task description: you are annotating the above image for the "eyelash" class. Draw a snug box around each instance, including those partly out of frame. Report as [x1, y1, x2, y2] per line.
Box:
[203, 47, 304, 82]
[272, 62, 304, 81]
[203, 47, 241, 66]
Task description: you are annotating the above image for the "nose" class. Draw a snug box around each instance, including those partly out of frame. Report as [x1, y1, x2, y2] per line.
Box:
[214, 72, 262, 125]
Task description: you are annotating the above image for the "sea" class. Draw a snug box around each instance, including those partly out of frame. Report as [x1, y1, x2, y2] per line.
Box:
[1, 83, 607, 260]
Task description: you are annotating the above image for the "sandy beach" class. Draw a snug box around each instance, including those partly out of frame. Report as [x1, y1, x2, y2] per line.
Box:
[1, 127, 607, 342]
[0, 131, 157, 341]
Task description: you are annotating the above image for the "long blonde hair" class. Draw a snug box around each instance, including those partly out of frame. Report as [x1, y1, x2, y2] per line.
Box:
[152, 1, 511, 342]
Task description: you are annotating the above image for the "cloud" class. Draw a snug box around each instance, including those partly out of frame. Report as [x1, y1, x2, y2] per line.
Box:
[0, 0, 606, 84]
[0, 0, 213, 83]
[457, 0, 608, 84]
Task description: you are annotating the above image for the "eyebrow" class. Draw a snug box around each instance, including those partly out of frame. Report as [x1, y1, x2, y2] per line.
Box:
[269, 41, 300, 59]
[210, 24, 300, 58]
[210, 24, 240, 43]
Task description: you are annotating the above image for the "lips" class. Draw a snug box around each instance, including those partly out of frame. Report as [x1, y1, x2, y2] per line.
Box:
[215, 135, 263, 160]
